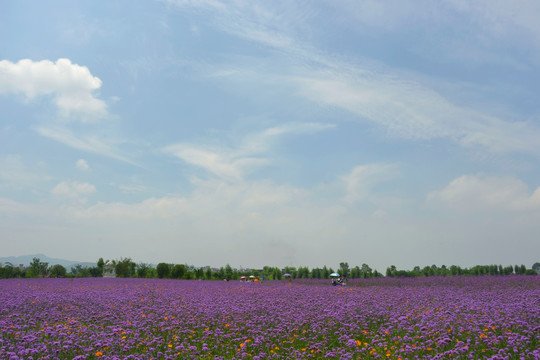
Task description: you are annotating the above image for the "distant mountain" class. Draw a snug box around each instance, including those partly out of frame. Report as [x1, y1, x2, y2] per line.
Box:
[0, 254, 96, 270]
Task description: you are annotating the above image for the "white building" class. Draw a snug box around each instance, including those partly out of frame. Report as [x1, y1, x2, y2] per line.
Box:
[103, 261, 116, 278]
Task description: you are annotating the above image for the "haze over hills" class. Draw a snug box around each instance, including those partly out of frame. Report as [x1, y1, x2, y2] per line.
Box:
[0, 254, 96, 270]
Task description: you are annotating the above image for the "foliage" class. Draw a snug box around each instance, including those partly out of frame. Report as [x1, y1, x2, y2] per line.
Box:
[49, 264, 66, 278]
[156, 263, 170, 279]
[114, 258, 136, 278]
[339, 262, 350, 277]
[87, 266, 103, 277]
[0, 263, 23, 279]
[97, 258, 105, 271]
[136, 263, 154, 278]
[28, 257, 48, 278]
[70, 264, 86, 277]
[170, 264, 186, 279]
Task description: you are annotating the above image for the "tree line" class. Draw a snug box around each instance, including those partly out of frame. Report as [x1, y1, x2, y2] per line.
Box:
[385, 263, 540, 277]
[0, 258, 538, 279]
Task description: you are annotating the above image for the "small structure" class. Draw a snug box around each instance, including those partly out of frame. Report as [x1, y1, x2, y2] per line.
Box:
[103, 261, 116, 278]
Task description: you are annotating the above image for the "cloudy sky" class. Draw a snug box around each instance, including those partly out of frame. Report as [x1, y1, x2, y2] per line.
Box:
[1, 0, 540, 272]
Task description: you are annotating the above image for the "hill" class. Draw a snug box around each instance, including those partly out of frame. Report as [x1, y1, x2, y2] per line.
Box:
[0, 254, 96, 271]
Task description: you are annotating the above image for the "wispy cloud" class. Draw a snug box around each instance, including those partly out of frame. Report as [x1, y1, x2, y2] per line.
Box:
[165, 144, 266, 182]
[0, 58, 107, 121]
[444, 0, 540, 46]
[35, 126, 137, 165]
[163, 0, 297, 48]
[292, 72, 540, 155]
[118, 184, 147, 193]
[165, 0, 540, 158]
[334, 0, 540, 64]
[165, 123, 334, 181]
[427, 174, 540, 212]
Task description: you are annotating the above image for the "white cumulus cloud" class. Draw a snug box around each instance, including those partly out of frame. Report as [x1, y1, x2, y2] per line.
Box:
[0, 58, 107, 121]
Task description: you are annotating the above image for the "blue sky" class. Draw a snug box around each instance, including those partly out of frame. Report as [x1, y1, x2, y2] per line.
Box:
[1, 0, 540, 271]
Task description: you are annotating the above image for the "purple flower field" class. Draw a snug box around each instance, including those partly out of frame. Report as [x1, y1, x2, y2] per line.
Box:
[1, 276, 538, 359]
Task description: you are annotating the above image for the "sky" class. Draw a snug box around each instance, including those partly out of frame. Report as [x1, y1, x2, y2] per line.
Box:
[1, 0, 540, 272]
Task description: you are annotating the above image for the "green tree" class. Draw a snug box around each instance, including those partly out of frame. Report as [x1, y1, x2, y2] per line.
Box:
[272, 267, 282, 280]
[70, 264, 83, 277]
[49, 264, 67, 278]
[0, 263, 17, 278]
[70, 265, 91, 277]
[86, 259, 104, 277]
[194, 267, 204, 279]
[297, 266, 310, 278]
[97, 258, 105, 272]
[224, 264, 233, 280]
[136, 263, 153, 278]
[310, 267, 322, 279]
[217, 267, 225, 280]
[156, 263, 170, 278]
[450, 265, 461, 276]
[29, 257, 49, 278]
[321, 266, 330, 278]
[350, 266, 361, 278]
[88, 266, 102, 277]
[283, 266, 297, 279]
[438, 265, 447, 276]
[386, 265, 397, 277]
[205, 267, 213, 280]
[339, 262, 350, 278]
[503, 265, 514, 275]
[361, 264, 373, 278]
[115, 258, 136, 278]
[395, 270, 412, 277]
[262, 266, 274, 280]
[171, 264, 186, 279]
